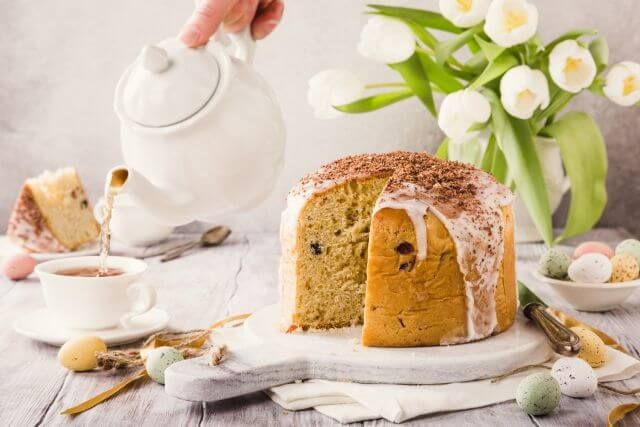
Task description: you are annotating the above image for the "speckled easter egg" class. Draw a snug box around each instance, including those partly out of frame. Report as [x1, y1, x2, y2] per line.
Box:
[516, 372, 561, 416]
[568, 253, 612, 283]
[551, 357, 598, 398]
[615, 239, 640, 266]
[58, 336, 107, 371]
[571, 326, 609, 368]
[145, 346, 184, 384]
[610, 254, 640, 283]
[573, 241, 614, 259]
[2, 254, 37, 280]
[538, 248, 572, 279]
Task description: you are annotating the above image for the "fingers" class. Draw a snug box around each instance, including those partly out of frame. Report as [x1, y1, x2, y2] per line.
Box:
[224, 0, 260, 33]
[251, 0, 284, 40]
[180, 0, 235, 47]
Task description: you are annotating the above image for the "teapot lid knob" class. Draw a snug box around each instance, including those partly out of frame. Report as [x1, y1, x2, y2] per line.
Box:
[141, 45, 170, 73]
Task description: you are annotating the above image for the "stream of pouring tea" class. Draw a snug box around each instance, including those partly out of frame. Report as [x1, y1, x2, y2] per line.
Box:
[98, 186, 117, 275]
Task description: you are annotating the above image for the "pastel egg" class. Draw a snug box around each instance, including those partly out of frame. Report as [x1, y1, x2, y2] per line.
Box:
[58, 336, 107, 371]
[571, 326, 609, 368]
[538, 248, 571, 279]
[568, 253, 612, 283]
[573, 241, 614, 259]
[551, 357, 598, 398]
[2, 254, 37, 280]
[145, 346, 184, 384]
[516, 372, 561, 416]
[610, 254, 640, 283]
[615, 239, 640, 266]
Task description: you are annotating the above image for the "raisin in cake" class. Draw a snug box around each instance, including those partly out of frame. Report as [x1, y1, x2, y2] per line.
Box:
[7, 168, 99, 252]
[279, 151, 516, 347]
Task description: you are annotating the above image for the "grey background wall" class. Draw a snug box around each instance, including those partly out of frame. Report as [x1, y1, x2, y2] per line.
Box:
[2, 0, 639, 235]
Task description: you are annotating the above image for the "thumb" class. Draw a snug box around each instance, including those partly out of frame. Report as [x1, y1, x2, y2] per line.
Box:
[180, 0, 235, 47]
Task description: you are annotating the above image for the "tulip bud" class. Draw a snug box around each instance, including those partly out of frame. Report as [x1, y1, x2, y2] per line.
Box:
[484, 0, 538, 48]
[500, 65, 550, 119]
[357, 16, 416, 64]
[307, 69, 365, 119]
[439, 0, 491, 28]
[437, 89, 492, 143]
[603, 61, 640, 107]
[549, 40, 597, 94]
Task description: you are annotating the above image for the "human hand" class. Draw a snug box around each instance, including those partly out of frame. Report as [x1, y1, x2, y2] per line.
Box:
[180, 0, 284, 47]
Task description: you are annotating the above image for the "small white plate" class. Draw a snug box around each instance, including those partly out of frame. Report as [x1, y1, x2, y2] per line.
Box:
[13, 307, 169, 346]
[532, 269, 640, 311]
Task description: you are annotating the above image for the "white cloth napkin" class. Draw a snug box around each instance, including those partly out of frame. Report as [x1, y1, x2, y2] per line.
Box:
[266, 348, 640, 423]
[214, 327, 640, 424]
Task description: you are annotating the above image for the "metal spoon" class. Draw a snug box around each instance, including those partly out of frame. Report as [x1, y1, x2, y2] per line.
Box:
[161, 226, 231, 262]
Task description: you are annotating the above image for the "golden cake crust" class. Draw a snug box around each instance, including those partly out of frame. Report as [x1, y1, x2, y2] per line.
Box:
[361, 205, 516, 347]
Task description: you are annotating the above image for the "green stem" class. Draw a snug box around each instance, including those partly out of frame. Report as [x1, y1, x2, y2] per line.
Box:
[365, 82, 408, 89]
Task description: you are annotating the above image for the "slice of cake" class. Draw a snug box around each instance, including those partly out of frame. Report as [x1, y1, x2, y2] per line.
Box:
[7, 168, 100, 252]
[279, 151, 516, 347]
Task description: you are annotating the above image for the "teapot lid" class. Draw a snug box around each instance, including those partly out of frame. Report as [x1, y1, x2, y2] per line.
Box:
[120, 38, 220, 127]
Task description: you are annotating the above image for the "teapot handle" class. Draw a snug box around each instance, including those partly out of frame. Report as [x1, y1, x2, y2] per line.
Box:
[213, 27, 255, 65]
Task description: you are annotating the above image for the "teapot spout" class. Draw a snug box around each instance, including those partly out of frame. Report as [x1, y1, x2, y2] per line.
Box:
[105, 166, 191, 226]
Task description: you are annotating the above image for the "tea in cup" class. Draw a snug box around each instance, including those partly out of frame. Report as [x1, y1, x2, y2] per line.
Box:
[35, 256, 155, 330]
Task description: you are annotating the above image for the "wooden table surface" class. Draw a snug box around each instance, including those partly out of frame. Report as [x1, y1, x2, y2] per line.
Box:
[1, 228, 639, 426]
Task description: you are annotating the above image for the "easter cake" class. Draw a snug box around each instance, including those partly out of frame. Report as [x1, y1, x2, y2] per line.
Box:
[279, 151, 516, 347]
[7, 168, 99, 252]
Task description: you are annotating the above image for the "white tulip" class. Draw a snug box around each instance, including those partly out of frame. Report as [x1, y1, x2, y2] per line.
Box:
[484, 0, 538, 48]
[307, 69, 365, 119]
[603, 61, 640, 106]
[549, 40, 597, 93]
[439, 0, 491, 28]
[438, 89, 492, 143]
[500, 65, 549, 119]
[357, 16, 416, 64]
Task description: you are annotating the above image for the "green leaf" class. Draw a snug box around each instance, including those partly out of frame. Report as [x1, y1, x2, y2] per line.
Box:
[417, 51, 465, 93]
[480, 135, 509, 184]
[474, 36, 505, 61]
[484, 89, 553, 245]
[543, 112, 608, 242]
[467, 37, 481, 54]
[390, 54, 436, 116]
[367, 5, 461, 33]
[534, 90, 574, 126]
[546, 29, 597, 52]
[589, 37, 609, 72]
[588, 76, 605, 97]
[435, 25, 483, 65]
[436, 139, 449, 159]
[480, 135, 498, 172]
[470, 53, 519, 89]
[465, 51, 489, 74]
[402, 19, 438, 49]
[335, 89, 414, 113]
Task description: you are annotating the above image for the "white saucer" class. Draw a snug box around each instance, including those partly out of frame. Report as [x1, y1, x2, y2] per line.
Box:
[13, 307, 169, 346]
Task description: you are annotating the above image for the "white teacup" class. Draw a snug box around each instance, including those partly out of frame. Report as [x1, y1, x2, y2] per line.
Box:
[35, 256, 156, 330]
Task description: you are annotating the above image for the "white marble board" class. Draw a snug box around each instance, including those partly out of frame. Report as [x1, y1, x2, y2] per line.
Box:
[165, 304, 552, 402]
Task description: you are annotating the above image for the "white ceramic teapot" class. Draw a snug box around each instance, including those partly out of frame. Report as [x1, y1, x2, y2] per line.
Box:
[106, 29, 285, 240]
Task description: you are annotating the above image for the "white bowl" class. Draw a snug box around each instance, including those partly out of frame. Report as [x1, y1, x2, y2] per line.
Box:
[532, 269, 640, 312]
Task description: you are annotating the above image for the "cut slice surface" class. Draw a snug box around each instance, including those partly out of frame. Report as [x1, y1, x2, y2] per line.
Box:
[292, 177, 389, 329]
